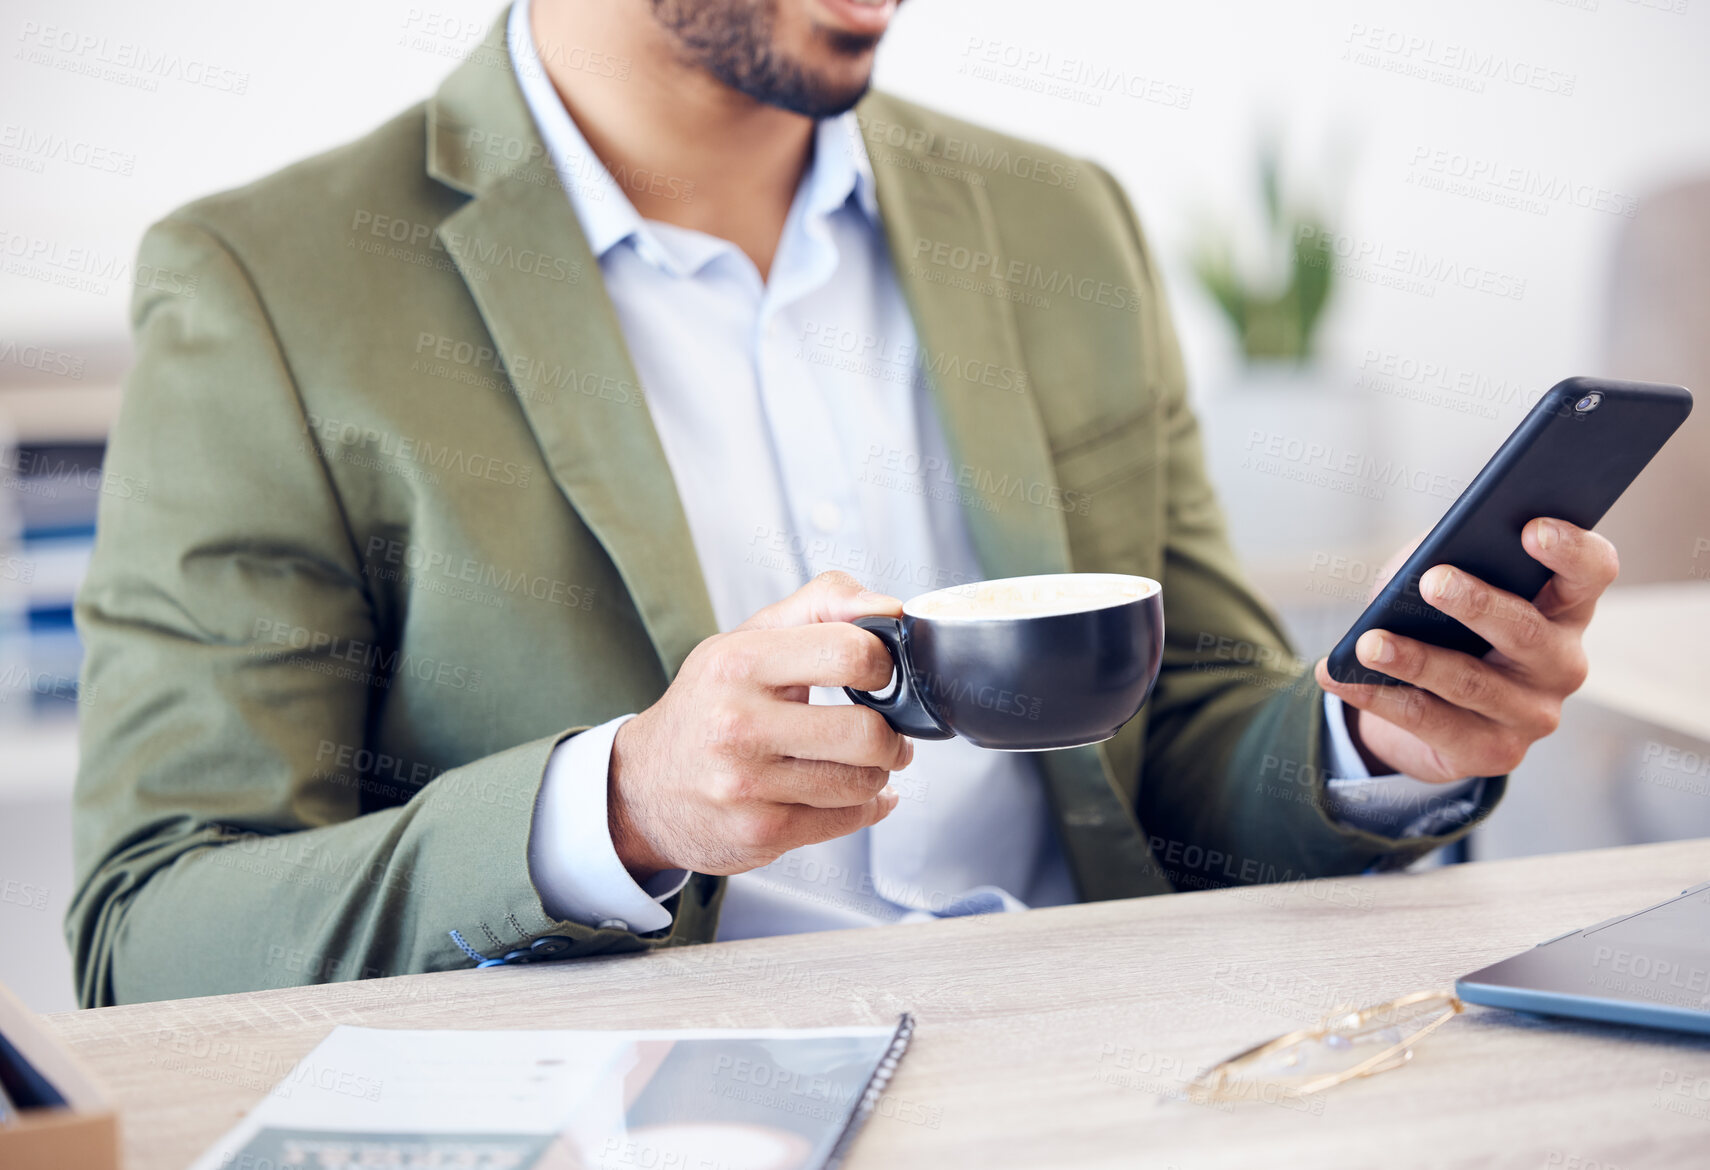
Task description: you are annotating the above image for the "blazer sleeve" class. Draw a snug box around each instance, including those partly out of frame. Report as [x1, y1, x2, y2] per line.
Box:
[1088, 165, 1506, 890]
[65, 217, 714, 1007]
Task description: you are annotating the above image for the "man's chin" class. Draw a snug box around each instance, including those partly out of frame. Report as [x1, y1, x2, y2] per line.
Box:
[803, 76, 874, 117]
[781, 31, 880, 114]
[760, 66, 873, 119]
[648, 0, 881, 120]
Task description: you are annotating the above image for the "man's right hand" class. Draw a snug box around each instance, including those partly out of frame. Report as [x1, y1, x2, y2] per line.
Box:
[607, 571, 914, 881]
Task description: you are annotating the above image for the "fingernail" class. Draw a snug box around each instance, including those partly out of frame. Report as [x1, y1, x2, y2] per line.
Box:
[858, 590, 897, 605]
[1536, 519, 1558, 551]
[1359, 630, 1394, 665]
[1429, 567, 1458, 602]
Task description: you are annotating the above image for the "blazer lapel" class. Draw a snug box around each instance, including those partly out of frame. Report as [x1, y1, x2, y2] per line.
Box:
[425, 18, 717, 680]
[862, 96, 1172, 900]
[860, 106, 1074, 583]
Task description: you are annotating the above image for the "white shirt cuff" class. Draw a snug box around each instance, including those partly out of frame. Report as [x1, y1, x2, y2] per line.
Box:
[527, 713, 689, 934]
[1318, 693, 1484, 838]
[1321, 692, 1375, 780]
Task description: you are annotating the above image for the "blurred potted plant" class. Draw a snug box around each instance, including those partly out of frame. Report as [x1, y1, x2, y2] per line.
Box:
[1190, 138, 1334, 365]
[1189, 130, 1381, 575]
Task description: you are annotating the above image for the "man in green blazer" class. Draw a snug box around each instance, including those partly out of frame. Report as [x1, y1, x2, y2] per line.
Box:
[68, 0, 1617, 1007]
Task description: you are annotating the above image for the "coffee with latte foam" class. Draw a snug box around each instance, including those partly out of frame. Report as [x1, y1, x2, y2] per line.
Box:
[906, 574, 1156, 620]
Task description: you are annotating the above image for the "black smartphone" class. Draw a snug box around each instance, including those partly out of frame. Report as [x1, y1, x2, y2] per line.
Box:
[1326, 376, 1693, 686]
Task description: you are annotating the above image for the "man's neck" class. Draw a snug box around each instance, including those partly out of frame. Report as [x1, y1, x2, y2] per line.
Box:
[530, 0, 816, 280]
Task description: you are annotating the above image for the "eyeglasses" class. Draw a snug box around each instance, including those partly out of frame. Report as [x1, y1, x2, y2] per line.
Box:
[1184, 987, 1464, 1105]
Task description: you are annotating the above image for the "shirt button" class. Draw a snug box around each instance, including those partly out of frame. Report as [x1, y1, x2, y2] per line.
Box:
[596, 918, 630, 932]
[810, 501, 842, 533]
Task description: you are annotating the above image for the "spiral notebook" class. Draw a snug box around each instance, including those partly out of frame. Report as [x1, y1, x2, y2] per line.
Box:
[188, 1014, 915, 1170]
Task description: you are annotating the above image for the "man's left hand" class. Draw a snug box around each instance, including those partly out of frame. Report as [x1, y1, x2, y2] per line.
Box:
[1314, 517, 1619, 784]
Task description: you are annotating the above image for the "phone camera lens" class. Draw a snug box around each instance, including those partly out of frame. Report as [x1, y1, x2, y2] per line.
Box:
[1574, 392, 1603, 413]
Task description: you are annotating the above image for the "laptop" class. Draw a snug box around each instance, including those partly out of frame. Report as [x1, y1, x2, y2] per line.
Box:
[1457, 879, 1710, 1035]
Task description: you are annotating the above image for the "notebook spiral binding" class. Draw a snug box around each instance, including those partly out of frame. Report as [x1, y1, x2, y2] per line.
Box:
[824, 1012, 917, 1170]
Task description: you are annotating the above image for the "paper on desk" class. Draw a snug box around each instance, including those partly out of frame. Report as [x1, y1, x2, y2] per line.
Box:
[189, 1016, 914, 1170]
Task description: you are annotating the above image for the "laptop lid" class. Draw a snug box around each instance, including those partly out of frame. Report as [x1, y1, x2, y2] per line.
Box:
[1456, 880, 1710, 1036]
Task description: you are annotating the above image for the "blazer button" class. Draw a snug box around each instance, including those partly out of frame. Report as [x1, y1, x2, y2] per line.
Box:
[530, 935, 573, 957]
[502, 948, 535, 964]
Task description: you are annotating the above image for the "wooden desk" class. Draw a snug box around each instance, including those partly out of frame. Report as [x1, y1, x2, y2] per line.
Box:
[45, 839, 1710, 1169]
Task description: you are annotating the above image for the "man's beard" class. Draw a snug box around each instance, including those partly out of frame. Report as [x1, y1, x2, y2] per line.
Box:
[648, 0, 879, 119]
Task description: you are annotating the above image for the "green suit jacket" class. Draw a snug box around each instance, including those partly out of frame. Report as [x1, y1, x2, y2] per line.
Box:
[67, 14, 1501, 1007]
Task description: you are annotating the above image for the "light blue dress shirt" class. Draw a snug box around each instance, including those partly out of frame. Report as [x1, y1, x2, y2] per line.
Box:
[506, 0, 1480, 936]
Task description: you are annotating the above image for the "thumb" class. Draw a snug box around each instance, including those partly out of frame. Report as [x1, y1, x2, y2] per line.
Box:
[738, 571, 902, 631]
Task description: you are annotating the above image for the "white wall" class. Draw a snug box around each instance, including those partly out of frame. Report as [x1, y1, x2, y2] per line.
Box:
[3, 0, 501, 341]
[880, 0, 1710, 542]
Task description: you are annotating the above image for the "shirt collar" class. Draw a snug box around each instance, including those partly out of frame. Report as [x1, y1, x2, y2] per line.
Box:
[806, 112, 880, 225]
[507, 0, 878, 269]
[507, 0, 643, 258]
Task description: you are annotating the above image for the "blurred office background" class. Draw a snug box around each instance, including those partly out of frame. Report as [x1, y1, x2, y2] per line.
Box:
[3, 0, 1708, 1012]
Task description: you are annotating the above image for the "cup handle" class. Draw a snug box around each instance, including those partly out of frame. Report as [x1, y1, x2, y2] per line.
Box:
[843, 616, 954, 740]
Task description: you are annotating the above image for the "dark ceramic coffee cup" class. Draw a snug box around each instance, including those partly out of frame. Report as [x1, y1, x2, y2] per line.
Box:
[843, 573, 1164, 751]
